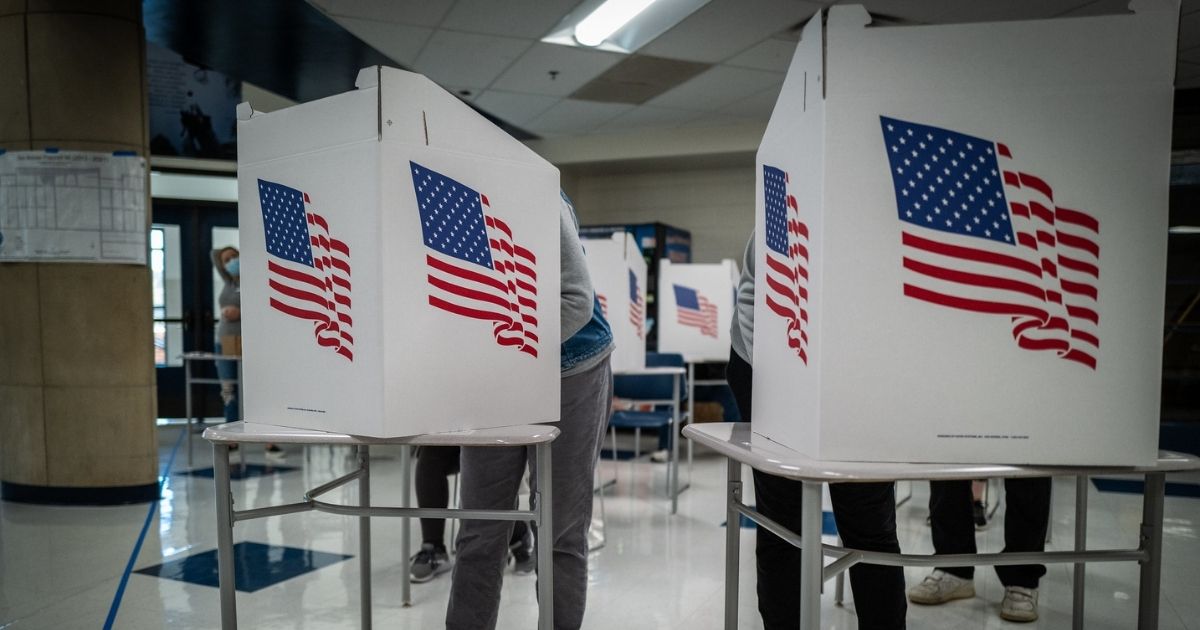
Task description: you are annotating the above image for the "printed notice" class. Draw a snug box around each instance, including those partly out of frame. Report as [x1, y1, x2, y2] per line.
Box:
[0, 150, 147, 264]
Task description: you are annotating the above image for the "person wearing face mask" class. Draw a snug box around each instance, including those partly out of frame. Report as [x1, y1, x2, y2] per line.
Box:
[212, 246, 283, 459]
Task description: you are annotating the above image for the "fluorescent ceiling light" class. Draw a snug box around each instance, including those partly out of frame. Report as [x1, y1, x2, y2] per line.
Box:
[575, 0, 658, 47]
[543, 0, 711, 55]
[1168, 226, 1200, 234]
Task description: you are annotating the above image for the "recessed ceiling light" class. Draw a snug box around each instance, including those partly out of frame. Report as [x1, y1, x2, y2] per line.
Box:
[575, 0, 658, 47]
[543, 0, 711, 55]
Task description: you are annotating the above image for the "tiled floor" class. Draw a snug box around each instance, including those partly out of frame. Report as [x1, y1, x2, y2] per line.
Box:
[1, 425, 1198, 629]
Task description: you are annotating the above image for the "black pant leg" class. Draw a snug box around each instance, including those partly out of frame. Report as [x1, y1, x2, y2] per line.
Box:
[828, 482, 908, 629]
[994, 477, 1051, 588]
[729, 350, 803, 629]
[929, 480, 976, 580]
[415, 445, 461, 547]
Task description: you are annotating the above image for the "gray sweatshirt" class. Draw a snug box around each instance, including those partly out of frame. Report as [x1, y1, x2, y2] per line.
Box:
[730, 233, 755, 364]
[559, 198, 595, 342]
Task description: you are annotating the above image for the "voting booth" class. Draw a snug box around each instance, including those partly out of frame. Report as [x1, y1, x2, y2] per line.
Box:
[583, 232, 647, 372]
[751, 3, 1177, 465]
[657, 259, 738, 362]
[236, 67, 561, 437]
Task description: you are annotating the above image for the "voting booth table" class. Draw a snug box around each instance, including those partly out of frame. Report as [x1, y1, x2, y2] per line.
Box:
[686, 2, 1191, 628]
[582, 232, 647, 373]
[212, 66, 565, 628]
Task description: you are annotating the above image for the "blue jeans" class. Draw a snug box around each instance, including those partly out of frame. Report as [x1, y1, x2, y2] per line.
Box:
[213, 340, 239, 422]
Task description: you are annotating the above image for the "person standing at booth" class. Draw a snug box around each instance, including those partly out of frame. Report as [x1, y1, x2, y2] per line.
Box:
[725, 233, 907, 630]
[446, 193, 614, 630]
[908, 478, 1050, 622]
[212, 246, 282, 457]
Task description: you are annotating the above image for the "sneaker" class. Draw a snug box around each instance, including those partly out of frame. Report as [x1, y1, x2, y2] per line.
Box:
[650, 449, 669, 463]
[907, 569, 975, 605]
[973, 500, 988, 530]
[1000, 586, 1038, 622]
[510, 536, 535, 576]
[265, 444, 286, 461]
[409, 543, 452, 583]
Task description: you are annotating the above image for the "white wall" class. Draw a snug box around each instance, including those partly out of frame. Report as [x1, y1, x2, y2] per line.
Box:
[566, 165, 755, 263]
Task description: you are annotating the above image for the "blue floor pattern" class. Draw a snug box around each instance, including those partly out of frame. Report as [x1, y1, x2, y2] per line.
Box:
[179, 463, 299, 479]
[1091, 478, 1200, 498]
[722, 507, 839, 536]
[135, 542, 353, 593]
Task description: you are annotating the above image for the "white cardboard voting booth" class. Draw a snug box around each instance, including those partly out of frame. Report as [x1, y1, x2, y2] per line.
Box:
[658, 259, 739, 362]
[752, 3, 1177, 465]
[236, 67, 561, 437]
[582, 232, 647, 372]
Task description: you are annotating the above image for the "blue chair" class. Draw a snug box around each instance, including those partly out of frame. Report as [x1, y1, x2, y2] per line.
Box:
[607, 352, 689, 511]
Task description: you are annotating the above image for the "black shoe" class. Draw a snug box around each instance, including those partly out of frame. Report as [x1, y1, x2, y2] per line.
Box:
[510, 535, 535, 575]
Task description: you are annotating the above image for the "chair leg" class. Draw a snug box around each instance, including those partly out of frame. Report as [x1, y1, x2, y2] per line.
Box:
[634, 428, 641, 460]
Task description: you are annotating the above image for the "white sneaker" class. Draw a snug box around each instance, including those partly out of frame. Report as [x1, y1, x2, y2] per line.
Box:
[907, 569, 976, 605]
[650, 449, 669, 463]
[1000, 586, 1039, 622]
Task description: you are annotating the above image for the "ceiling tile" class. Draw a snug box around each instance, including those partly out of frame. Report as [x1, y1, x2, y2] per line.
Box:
[474, 90, 561, 127]
[440, 0, 581, 39]
[1052, 0, 1134, 18]
[491, 43, 624, 98]
[333, 16, 432, 67]
[323, 0, 455, 27]
[724, 38, 799, 72]
[639, 0, 823, 64]
[593, 106, 703, 133]
[524, 99, 635, 136]
[646, 65, 784, 112]
[718, 85, 782, 119]
[835, 0, 1103, 24]
[679, 113, 759, 128]
[412, 30, 534, 90]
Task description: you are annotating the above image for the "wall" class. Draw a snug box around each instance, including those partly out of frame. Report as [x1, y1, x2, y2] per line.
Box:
[566, 163, 756, 264]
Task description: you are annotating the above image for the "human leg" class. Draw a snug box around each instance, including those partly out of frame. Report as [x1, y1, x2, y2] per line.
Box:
[527, 359, 612, 630]
[829, 482, 907, 629]
[445, 445, 526, 630]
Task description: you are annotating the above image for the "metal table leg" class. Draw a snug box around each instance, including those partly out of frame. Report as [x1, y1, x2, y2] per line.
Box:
[535, 441, 555, 630]
[358, 445, 371, 629]
[1072, 474, 1088, 630]
[214, 443, 237, 629]
[399, 445, 412, 607]
[724, 457, 742, 630]
[185, 359, 193, 468]
[236, 359, 244, 421]
[1137, 473, 1166, 630]
[799, 481, 823, 630]
[670, 373, 681, 515]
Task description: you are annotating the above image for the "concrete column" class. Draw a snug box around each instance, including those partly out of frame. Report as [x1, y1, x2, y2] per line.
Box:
[0, 0, 157, 504]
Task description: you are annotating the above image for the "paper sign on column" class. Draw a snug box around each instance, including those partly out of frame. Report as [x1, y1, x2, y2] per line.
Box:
[0, 150, 146, 264]
[751, 2, 1177, 465]
[237, 66, 561, 437]
[582, 232, 647, 372]
[657, 258, 738, 362]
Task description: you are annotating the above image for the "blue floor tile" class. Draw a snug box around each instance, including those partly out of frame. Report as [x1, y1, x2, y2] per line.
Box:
[136, 542, 352, 592]
[179, 463, 298, 479]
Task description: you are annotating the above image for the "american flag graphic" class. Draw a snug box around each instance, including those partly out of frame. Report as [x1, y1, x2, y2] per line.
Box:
[629, 269, 645, 339]
[597, 293, 609, 317]
[257, 179, 354, 361]
[674, 284, 718, 338]
[880, 116, 1100, 369]
[410, 162, 539, 358]
[763, 165, 810, 363]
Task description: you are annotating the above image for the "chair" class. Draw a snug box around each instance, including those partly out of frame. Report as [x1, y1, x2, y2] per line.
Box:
[607, 352, 689, 510]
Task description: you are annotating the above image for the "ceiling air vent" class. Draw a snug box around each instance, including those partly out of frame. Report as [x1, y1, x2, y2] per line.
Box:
[570, 55, 712, 105]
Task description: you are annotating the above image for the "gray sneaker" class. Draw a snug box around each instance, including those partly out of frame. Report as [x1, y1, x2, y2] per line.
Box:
[907, 569, 975, 605]
[409, 543, 452, 583]
[1000, 586, 1039, 622]
[510, 536, 535, 576]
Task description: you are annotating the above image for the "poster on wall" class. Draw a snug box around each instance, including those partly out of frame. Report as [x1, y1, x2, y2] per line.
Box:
[0, 150, 146, 264]
[148, 42, 240, 159]
[582, 232, 647, 372]
[750, 3, 1177, 466]
[657, 258, 738, 362]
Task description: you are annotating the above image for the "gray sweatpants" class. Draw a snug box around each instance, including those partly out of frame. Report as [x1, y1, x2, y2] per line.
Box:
[446, 357, 613, 630]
